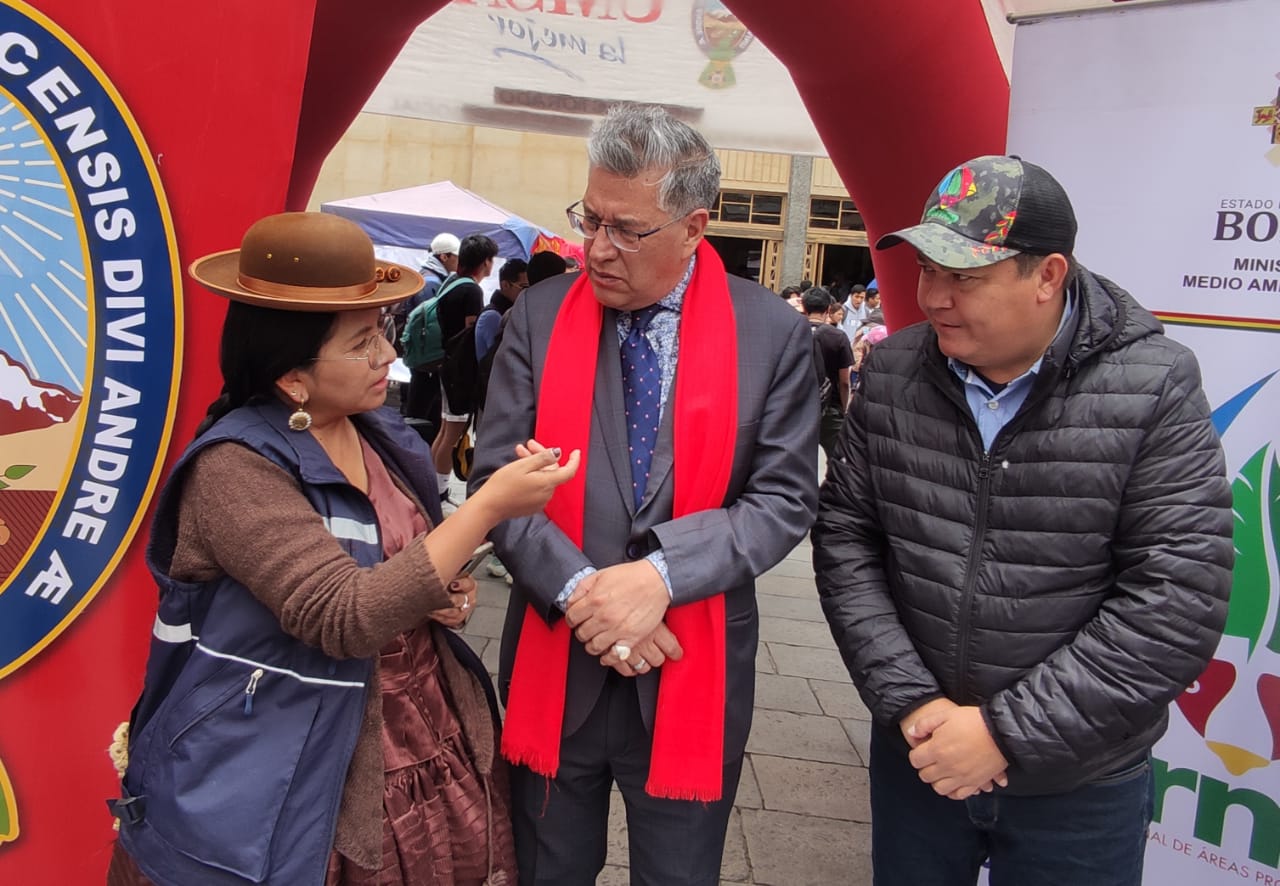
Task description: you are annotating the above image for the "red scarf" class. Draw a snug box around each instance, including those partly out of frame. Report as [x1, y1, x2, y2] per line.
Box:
[500, 239, 738, 801]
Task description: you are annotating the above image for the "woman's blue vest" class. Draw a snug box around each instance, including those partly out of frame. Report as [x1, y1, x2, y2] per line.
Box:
[112, 401, 442, 885]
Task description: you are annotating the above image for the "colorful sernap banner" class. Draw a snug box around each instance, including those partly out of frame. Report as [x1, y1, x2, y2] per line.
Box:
[1008, 0, 1280, 881]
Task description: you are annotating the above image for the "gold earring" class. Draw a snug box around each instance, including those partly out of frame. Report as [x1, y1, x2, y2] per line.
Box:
[288, 391, 312, 432]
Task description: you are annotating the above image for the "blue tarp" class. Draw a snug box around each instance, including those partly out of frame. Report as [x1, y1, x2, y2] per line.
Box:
[320, 180, 551, 261]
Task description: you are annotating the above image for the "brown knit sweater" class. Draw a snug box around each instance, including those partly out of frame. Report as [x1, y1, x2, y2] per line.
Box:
[168, 441, 494, 871]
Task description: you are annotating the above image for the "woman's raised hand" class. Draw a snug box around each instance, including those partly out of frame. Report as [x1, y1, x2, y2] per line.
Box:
[477, 439, 580, 521]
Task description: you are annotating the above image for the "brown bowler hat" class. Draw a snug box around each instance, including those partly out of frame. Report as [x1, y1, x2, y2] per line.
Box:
[188, 211, 423, 311]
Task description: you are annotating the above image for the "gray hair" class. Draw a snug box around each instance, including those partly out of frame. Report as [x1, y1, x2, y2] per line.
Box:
[587, 104, 721, 217]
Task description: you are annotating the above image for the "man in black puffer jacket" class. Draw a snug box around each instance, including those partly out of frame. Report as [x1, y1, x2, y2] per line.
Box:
[813, 155, 1233, 886]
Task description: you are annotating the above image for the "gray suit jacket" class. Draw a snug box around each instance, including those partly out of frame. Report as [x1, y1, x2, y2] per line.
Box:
[469, 269, 818, 761]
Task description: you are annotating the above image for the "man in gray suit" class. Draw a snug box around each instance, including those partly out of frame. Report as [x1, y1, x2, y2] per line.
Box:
[469, 104, 818, 886]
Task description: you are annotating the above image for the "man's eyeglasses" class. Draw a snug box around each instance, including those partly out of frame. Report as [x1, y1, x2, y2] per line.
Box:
[312, 328, 394, 370]
[566, 201, 686, 253]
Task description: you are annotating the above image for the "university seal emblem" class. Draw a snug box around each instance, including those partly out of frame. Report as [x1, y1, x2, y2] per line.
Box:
[0, 0, 181, 842]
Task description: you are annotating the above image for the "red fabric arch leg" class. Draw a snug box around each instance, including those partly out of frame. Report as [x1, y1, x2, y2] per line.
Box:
[729, 0, 1010, 326]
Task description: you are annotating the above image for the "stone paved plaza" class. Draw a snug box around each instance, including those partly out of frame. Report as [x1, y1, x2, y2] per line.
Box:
[459, 532, 874, 885]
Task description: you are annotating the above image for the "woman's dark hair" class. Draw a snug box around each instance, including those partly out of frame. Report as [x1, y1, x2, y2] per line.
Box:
[194, 301, 337, 438]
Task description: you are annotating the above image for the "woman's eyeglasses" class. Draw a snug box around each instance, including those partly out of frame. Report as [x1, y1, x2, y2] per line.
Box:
[312, 328, 395, 370]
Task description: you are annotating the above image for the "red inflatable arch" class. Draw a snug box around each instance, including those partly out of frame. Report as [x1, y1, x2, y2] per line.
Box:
[287, 0, 1011, 323]
[0, 1, 1006, 880]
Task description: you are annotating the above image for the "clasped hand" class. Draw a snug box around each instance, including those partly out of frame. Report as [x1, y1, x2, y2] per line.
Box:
[429, 576, 477, 629]
[564, 560, 683, 676]
[902, 699, 1009, 800]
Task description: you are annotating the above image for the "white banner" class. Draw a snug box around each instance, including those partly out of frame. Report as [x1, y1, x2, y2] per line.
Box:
[1008, 1, 1280, 883]
[1003, 0, 1183, 21]
[365, 0, 825, 155]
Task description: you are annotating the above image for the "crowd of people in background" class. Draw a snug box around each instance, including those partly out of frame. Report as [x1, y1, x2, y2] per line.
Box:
[396, 244, 885, 480]
[780, 277, 888, 458]
[393, 233, 887, 487]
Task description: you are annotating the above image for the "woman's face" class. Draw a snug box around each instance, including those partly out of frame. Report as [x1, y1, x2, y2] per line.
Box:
[290, 307, 394, 423]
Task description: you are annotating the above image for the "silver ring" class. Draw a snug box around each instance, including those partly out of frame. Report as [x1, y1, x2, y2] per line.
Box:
[633, 658, 649, 672]
[612, 643, 632, 662]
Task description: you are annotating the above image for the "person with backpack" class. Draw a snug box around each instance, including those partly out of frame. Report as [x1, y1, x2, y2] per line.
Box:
[431, 233, 497, 503]
[392, 232, 459, 353]
[397, 233, 461, 426]
[425, 232, 460, 288]
[805, 286, 852, 459]
[401, 269, 467, 374]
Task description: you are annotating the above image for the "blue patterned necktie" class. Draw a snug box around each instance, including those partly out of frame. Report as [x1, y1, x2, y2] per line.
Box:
[621, 305, 662, 508]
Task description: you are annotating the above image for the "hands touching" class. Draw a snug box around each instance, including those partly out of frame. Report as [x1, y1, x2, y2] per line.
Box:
[427, 438, 577, 621]
[901, 699, 1008, 800]
[564, 560, 683, 678]
[479, 439, 684, 677]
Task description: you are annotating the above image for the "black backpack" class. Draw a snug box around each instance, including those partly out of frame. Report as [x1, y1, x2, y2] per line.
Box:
[440, 323, 480, 415]
[810, 323, 835, 409]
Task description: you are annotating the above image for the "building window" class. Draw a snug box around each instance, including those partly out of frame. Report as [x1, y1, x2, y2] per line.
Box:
[710, 191, 784, 227]
[809, 198, 864, 232]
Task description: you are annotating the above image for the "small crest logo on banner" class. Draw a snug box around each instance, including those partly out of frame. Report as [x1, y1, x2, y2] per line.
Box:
[1251, 73, 1280, 165]
[0, 0, 182, 844]
[691, 0, 753, 90]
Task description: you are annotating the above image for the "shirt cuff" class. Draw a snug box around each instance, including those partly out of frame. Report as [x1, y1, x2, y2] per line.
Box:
[645, 550, 674, 600]
[555, 566, 597, 611]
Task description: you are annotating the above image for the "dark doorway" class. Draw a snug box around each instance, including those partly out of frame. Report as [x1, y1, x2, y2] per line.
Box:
[821, 244, 875, 291]
[707, 235, 763, 285]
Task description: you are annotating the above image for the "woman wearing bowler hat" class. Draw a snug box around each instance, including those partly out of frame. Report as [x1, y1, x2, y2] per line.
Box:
[107, 212, 579, 886]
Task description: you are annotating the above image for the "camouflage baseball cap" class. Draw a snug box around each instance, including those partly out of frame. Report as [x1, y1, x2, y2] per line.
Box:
[876, 155, 1077, 269]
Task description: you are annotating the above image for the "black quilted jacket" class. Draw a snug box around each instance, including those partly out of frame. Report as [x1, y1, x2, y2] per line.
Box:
[812, 268, 1234, 794]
